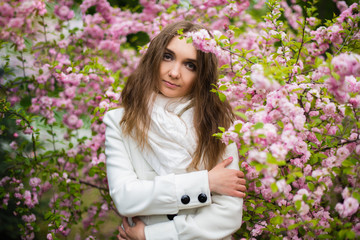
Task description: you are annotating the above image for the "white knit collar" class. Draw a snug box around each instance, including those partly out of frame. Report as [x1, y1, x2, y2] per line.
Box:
[142, 93, 196, 175]
[151, 93, 193, 116]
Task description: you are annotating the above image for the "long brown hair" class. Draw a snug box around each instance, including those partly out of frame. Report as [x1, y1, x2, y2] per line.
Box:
[120, 21, 234, 170]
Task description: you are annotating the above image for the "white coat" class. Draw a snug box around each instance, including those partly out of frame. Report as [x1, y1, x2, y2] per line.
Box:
[104, 101, 243, 240]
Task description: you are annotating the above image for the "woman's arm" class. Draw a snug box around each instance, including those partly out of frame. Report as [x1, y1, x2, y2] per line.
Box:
[104, 109, 211, 217]
[143, 143, 243, 240]
[104, 109, 245, 225]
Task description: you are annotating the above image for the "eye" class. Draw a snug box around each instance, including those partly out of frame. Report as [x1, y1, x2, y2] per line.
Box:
[163, 53, 173, 61]
[185, 62, 197, 71]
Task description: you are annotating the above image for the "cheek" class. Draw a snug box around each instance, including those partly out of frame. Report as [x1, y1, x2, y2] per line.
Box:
[159, 63, 166, 75]
[186, 73, 197, 89]
[160, 61, 172, 75]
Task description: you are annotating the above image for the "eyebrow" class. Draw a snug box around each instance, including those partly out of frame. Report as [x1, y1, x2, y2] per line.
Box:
[165, 48, 197, 63]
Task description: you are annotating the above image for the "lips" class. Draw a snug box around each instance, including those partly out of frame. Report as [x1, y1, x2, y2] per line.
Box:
[163, 80, 180, 88]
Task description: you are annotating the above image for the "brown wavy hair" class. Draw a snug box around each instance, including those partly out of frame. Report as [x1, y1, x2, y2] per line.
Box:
[120, 21, 234, 170]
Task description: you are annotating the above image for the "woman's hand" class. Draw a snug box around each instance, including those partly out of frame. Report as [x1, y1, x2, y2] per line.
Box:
[117, 217, 146, 240]
[208, 157, 247, 198]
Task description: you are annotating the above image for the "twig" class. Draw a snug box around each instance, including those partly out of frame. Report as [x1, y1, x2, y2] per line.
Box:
[42, 16, 48, 43]
[1, 110, 38, 162]
[314, 138, 359, 153]
[20, 51, 26, 78]
[221, 47, 255, 64]
[334, 27, 357, 56]
[288, 18, 307, 83]
[69, 176, 108, 191]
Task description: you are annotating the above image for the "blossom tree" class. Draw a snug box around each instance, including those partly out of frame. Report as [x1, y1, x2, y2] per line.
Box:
[0, 0, 359, 239]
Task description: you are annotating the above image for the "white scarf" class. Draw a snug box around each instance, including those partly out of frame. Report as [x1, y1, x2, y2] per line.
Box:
[142, 94, 197, 175]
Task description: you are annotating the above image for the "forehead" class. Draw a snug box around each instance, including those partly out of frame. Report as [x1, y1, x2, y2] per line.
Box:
[166, 36, 197, 60]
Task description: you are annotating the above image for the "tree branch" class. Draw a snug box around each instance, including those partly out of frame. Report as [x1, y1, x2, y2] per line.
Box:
[69, 176, 108, 191]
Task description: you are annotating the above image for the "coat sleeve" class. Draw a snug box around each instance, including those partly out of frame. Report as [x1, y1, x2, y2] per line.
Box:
[104, 109, 212, 217]
[143, 143, 243, 240]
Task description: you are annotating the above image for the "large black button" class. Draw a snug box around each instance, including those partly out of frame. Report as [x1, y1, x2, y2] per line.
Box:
[198, 193, 207, 203]
[181, 195, 190, 204]
[167, 214, 177, 220]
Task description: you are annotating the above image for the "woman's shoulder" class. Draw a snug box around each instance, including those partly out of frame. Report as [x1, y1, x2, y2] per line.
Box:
[103, 107, 124, 126]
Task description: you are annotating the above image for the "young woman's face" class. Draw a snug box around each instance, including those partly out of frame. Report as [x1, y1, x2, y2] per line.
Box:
[158, 36, 197, 98]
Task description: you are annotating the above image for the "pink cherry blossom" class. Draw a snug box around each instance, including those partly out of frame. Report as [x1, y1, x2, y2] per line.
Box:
[336, 146, 350, 161]
[343, 197, 359, 217]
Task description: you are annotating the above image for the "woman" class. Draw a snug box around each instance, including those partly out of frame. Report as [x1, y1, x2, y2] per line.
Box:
[104, 21, 246, 240]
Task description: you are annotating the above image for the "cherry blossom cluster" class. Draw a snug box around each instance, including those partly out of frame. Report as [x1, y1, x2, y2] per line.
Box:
[326, 52, 360, 104]
[0, 176, 51, 238]
[0, 0, 46, 50]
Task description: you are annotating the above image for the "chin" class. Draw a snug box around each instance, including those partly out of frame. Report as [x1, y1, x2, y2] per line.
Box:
[160, 89, 178, 98]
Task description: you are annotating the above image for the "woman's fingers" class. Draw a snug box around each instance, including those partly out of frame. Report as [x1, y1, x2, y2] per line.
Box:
[121, 217, 131, 239]
[218, 157, 233, 168]
[123, 217, 129, 228]
[209, 158, 248, 197]
[237, 170, 245, 178]
[238, 191, 246, 198]
[238, 178, 246, 185]
[231, 189, 246, 198]
[118, 225, 127, 240]
[237, 183, 247, 192]
[117, 226, 122, 240]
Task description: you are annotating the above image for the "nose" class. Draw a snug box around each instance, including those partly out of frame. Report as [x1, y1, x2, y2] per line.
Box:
[168, 63, 180, 79]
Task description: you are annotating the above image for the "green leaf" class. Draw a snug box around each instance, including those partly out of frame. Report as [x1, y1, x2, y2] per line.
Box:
[287, 175, 296, 184]
[326, 52, 333, 61]
[284, 205, 293, 214]
[177, 29, 184, 35]
[317, 153, 328, 159]
[219, 85, 228, 91]
[98, 162, 105, 168]
[346, 230, 356, 239]
[258, 134, 266, 139]
[219, 35, 228, 40]
[270, 216, 283, 225]
[307, 182, 315, 191]
[305, 176, 317, 182]
[24, 37, 33, 49]
[16, 56, 24, 62]
[332, 167, 341, 175]
[267, 153, 286, 166]
[44, 211, 53, 220]
[309, 154, 319, 165]
[288, 222, 301, 230]
[270, 182, 278, 193]
[295, 200, 301, 211]
[218, 92, 226, 102]
[88, 167, 95, 177]
[234, 123, 242, 133]
[344, 222, 353, 228]
[342, 159, 355, 167]
[318, 234, 333, 239]
[213, 133, 222, 138]
[252, 162, 266, 172]
[314, 132, 323, 141]
[238, 145, 249, 157]
[345, 106, 353, 117]
[255, 206, 267, 214]
[235, 111, 248, 121]
[342, 167, 355, 175]
[253, 122, 264, 130]
[352, 192, 360, 202]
